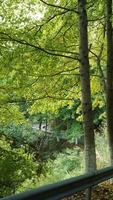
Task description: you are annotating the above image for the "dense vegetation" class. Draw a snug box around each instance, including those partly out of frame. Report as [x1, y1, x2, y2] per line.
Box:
[0, 0, 113, 198]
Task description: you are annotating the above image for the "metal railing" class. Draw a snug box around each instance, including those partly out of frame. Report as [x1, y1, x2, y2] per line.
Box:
[2, 166, 113, 200]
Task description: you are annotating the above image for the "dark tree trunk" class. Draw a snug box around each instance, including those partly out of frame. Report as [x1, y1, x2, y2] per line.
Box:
[78, 0, 96, 173]
[39, 120, 42, 130]
[106, 0, 113, 166]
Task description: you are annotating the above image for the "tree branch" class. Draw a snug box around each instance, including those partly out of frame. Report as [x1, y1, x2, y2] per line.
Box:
[39, 0, 78, 13]
[0, 32, 79, 60]
[0, 96, 74, 105]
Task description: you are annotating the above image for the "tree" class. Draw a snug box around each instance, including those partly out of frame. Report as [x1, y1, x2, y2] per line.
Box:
[78, 1, 97, 199]
[0, 136, 37, 197]
[0, 0, 105, 176]
[78, 0, 96, 173]
[106, 0, 113, 166]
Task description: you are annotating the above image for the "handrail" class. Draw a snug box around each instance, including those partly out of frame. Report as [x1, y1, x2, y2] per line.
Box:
[2, 166, 113, 200]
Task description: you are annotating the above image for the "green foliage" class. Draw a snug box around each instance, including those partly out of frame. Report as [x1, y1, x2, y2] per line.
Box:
[36, 148, 84, 187]
[0, 0, 106, 120]
[52, 148, 84, 176]
[65, 122, 83, 142]
[0, 0, 110, 197]
[35, 127, 110, 187]
[93, 106, 106, 127]
[0, 105, 25, 124]
[0, 125, 110, 197]
[0, 123, 40, 144]
[0, 136, 37, 197]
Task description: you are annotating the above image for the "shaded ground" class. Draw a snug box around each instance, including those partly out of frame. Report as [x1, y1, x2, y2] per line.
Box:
[63, 183, 113, 200]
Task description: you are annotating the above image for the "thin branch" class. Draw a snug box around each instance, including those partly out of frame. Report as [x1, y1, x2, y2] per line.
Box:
[43, 10, 69, 23]
[0, 96, 74, 105]
[88, 16, 105, 22]
[52, 21, 68, 40]
[29, 11, 70, 36]
[45, 48, 79, 56]
[39, 0, 78, 13]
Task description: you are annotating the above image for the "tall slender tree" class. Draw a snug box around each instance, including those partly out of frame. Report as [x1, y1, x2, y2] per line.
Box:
[106, 0, 113, 166]
[78, 0, 96, 173]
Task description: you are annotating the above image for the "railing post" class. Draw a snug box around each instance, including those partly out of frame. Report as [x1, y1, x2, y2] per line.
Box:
[85, 187, 92, 200]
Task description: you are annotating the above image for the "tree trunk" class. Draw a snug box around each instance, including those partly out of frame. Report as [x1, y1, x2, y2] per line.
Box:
[78, 1, 97, 198]
[78, 0, 96, 173]
[106, 0, 113, 166]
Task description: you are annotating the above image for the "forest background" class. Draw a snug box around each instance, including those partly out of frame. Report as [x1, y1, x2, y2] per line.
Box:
[0, 0, 113, 198]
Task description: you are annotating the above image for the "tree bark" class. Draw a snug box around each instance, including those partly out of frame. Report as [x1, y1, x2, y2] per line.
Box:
[78, 1, 97, 198]
[106, 0, 113, 166]
[78, 0, 96, 173]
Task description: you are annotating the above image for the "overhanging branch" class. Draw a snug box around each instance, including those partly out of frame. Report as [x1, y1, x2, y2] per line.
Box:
[0, 32, 79, 60]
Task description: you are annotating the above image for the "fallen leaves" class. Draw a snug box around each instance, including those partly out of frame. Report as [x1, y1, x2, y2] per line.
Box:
[63, 183, 113, 200]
